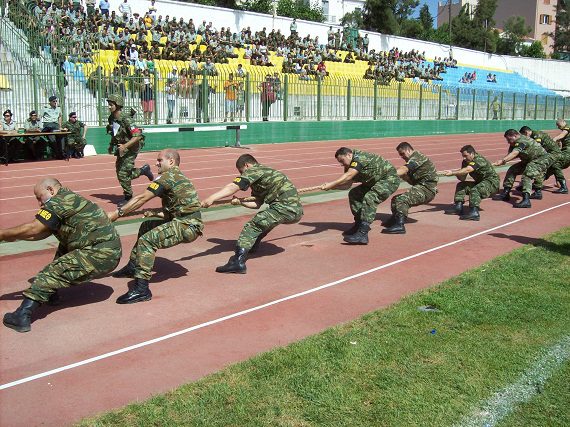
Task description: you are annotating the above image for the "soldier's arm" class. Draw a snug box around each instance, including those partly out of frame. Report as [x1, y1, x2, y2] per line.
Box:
[438, 165, 474, 179]
[493, 150, 519, 166]
[201, 183, 241, 208]
[553, 129, 568, 142]
[321, 168, 357, 191]
[0, 219, 52, 242]
[108, 189, 156, 221]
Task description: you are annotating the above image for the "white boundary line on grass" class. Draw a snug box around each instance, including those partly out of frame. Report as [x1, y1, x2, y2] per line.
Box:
[453, 335, 570, 427]
[1, 201, 569, 391]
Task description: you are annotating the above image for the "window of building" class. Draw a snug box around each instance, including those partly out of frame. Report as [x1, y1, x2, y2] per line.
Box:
[539, 14, 551, 24]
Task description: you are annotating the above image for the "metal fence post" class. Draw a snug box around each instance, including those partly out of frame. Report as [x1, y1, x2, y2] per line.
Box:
[317, 77, 322, 121]
[32, 63, 39, 113]
[245, 73, 250, 122]
[544, 96, 548, 120]
[512, 93, 516, 120]
[153, 71, 158, 125]
[499, 92, 504, 120]
[553, 96, 558, 119]
[373, 79, 378, 120]
[347, 79, 351, 120]
[283, 75, 288, 121]
[419, 84, 423, 120]
[534, 94, 538, 120]
[486, 90, 491, 121]
[523, 93, 528, 120]
[471, 88, 476, 120]
[97, 66, 103, 126]
[438, 86, 442, 120]
[397, 82, 402, 120]
[455, 87, 460, 120]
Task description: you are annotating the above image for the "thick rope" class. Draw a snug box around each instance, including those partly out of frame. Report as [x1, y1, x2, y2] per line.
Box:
[212, 185, 324, 207]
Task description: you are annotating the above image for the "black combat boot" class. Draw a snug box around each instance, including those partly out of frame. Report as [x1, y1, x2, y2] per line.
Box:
[140, 164, 154, 181]
[513, 192, 531, 208]
[249, 231, 269, 254]
[493, 187, 511, 201]
[553, 179, 568, 194]
[342, 221, 361, 236]
[381, 214, 396, 227]
[382, 213, 406, 234]
[112, 260, 136, 278]
[459, 206, 480, 221]
[529, 188, 542, 199]
[444, 201, 464, 215]
[116, 278, 152, 304]
[343, 222, 371, 245]
[3, 298, 40, 333]
[216, 247, 248, 274]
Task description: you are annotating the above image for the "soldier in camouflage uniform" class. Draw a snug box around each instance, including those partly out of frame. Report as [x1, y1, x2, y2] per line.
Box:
[320, 147, 399, 244]
[438, 145, 499, 221]
[520, 126, 568, 197]
[550, 119, 570, 194]
[108, 149, 203, 304]
[1, 178, 122, 333]
[62, 112, 87, 158]
[383, 142, 438, 234]
[107, 94, 154, 205]
[492, 129, 554, 208]
[201, 154, 303, 274]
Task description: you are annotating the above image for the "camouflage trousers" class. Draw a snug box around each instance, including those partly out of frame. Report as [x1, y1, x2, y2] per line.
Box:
[116, 150, 143, 199]
[349, 175, 400, 223]
[66, 136, 86, 151]
[24, 240, 122, 303]
[391, 185, 437, 216]
[503, 158, 552, 192]
[454, 179, 499, 207]
[129, 218, 203, 280]
[544, 151, 570, 182]
[237, 202, 303, 250]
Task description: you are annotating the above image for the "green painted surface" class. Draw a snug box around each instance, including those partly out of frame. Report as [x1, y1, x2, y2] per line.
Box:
[87, 119, 556, 154]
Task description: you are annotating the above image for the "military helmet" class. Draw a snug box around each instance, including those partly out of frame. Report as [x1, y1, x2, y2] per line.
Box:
[107, 94, 124, 107]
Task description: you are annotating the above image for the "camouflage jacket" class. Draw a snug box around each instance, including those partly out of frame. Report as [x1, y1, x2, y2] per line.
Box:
[461, 154, 499, 184]
[511, 135, 548, 163]
[107, 111, 144, 155]
[62, 119, 85, 139]
[405, 150, 438, 190]
[35, 187, 120, 252]
[559, 125, 569, 151]
[531, 131, 562, 155]
[348, 149, 397, 187]
[233, 164, 300, 205]
[146, 166, 203, 228]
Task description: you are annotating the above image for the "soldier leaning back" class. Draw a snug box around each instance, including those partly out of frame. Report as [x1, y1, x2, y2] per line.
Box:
[1, 178, 122, 333]
[201, 154, 303, 274]
[107, 94, 154, 205]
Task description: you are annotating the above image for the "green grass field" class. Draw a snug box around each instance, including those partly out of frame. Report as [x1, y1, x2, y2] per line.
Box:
[79, 228, 570, 427]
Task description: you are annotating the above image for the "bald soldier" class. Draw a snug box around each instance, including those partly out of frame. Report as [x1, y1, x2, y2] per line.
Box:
[1, 178, 122, 332]
[493, 129, 553, 208]
[109, 149, 203, 304]
[201, 154, 303, 274]
[320, 147, 400, 244]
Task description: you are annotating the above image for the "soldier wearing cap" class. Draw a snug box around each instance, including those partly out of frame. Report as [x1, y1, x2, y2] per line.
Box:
[107, 94, 154, 205]
[62, 112, 87, 158]
[1, 178, 122, 333]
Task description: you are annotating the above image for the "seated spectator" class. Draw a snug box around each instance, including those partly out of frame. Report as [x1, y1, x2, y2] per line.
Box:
[364, 65, 375, 80]
[491, 74, 497, 83]
[316, 60, 327, 79]
[202, 58, 218, 76]
[23, 111, 45, 160]
[236, 63, 246, 78]
[62, 112, 87, 158]
[486, 73, 493, 82]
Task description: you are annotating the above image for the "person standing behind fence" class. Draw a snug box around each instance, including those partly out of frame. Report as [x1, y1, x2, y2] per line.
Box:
[491, 97, 500, 120]
[107, 94, 154, 206]
[165, 78, 176, 124]
[62, 112, 87, 158]
[259, 74, 275, 122]
[40, 96, 64, 160]
[140, 77, 154, 125]
[224, 72, 238, 122]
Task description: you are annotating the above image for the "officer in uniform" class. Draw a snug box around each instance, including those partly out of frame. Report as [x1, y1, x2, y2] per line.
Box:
[62, 111, 87, 158]
[109, 149, 204, 304]
[519, 126, 569, 196]
[1, 178, 122, 333]
[492, 129, 554, 208]
[320, 147, 400, 244]
[438, 144, 499, 221]
[107, 94, 154, 205]
[201, 154, 303, 274]
[383, 142, 438, 234]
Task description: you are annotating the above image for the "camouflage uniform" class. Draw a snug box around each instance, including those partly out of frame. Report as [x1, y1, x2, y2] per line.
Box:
[233, 164, 303, 250]
[454, 154, 499, 207]
[530, 130, 568, 183]
[346, 149, 400, 223]
[127, 166, 203, 280]
[62, 118, 86, 155]
[25, 187, 122, 303]
[391, 150, 438, 215]
[108, 112, 145, 199]
[503, 135, 553, 193]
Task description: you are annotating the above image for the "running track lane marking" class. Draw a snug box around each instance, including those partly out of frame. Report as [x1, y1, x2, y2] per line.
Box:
[453, 335, 570, 427]
[1, 201, 569, 391]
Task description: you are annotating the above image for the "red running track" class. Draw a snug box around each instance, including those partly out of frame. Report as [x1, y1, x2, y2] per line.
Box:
[0, 132, 568, 426]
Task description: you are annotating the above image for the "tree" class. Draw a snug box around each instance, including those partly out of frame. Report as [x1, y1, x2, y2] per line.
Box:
[448, 0, 498, 52]
[363, 0, 400, 35]
[519, 41, 546, 58]
[418, 4, 433, 31]
[341, 9, 364, 29]
[496, 16, 532, 55]
[552, 0, 570, 54]
[276, 0, 325, 23]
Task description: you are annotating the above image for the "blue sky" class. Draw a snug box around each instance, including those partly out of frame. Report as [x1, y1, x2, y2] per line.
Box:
[413, 0, 440, 27]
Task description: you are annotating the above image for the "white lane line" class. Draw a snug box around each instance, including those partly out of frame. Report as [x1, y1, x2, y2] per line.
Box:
[453, 335, 570, 427]
[1, 202, 568, 391]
